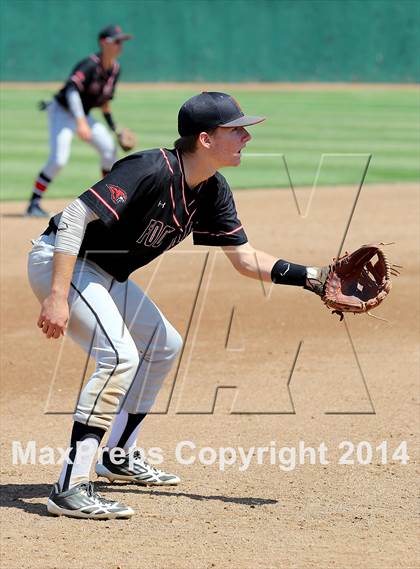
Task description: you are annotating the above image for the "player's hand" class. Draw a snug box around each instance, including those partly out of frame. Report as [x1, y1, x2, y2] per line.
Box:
[76, 118, 92, 142]
[37, 293, 69, 339]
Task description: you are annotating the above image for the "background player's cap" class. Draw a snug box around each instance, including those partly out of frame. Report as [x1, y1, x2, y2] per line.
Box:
[178, 92, 265, 136]
[98, 24, 133, 42]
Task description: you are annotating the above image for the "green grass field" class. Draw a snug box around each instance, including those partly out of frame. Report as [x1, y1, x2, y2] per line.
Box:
[0, 86, 418, 201]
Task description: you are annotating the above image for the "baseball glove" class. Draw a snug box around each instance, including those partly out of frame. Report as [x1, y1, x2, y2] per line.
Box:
[309, 243, 399, 320]
[117, 128, 137, 152]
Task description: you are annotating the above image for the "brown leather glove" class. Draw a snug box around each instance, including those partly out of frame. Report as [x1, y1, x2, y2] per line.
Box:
[117, 128, 137, 152]
[308, 243, 399, 320]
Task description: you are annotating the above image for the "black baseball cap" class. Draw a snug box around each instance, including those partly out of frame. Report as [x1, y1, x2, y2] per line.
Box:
[98, 24, 132, 42]
[178, 92, 265, 136]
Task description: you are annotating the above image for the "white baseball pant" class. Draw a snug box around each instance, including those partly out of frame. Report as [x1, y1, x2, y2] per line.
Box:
[27, 234, 183, 430]
[41, 99, 117, 180]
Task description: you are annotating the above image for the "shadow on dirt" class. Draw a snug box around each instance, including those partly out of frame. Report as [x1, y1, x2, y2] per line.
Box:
[0, 483, 52, 517]
[95, 482, 278, 507]
[0, 482, 278, 518]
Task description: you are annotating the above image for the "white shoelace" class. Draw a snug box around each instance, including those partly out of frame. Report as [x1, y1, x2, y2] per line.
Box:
[132, 450, 162, 475]
[81, 482, 117, 506]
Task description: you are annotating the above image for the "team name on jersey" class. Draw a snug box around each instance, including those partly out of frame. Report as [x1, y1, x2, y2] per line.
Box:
[136, 219, 175, 248]
[136, 218, 194, 250]
[166, 220, 194, 251]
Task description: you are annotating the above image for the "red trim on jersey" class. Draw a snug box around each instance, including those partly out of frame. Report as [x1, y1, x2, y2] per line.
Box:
[186, 208, 197, 225]
[175, 149, 189, 215]
[187, 182, 202, 211]
[70, 74, 84, 91]
[159, 148, 174, 174]
[88, 187, 119, 220]
[35, 181, 47, 192]
[90, 54, 101, 63]
[222, 225, 244, 236]
[169, 184, 181, 229]
[160, 148, 182, 229]
[194, 225, 244, 237]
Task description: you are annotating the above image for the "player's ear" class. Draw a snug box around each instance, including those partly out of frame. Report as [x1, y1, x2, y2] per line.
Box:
[198, 131, 212, 149]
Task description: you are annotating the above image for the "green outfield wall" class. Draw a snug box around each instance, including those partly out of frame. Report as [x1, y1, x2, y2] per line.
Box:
[1, 0, 418, 82]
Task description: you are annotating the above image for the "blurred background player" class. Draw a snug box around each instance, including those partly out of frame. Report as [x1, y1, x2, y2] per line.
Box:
[25, 24, 132, 217]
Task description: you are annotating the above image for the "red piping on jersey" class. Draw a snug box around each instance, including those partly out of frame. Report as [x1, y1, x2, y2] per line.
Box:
[90, 54, 101, 63]
[186, 183, 203, 211]
[160, 148, 182, 229]
[70, 74, 84, 92]
[88, 187, 119, 220]
[194, 225, 244, 237]
[159, 148, 174, 174]
[175, 149, 189, 215]
[169, 184, 181, 229]
[186, 208, 197, 225]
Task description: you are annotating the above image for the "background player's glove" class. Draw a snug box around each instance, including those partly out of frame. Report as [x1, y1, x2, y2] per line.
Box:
[307, 243, 399, 320]
[38, 100, 51, 111]
[117, 128, 137, 152]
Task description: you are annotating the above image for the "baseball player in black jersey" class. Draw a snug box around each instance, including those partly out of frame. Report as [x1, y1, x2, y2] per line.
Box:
[25, 24, 132, 217]
[28, 92, 327, 519]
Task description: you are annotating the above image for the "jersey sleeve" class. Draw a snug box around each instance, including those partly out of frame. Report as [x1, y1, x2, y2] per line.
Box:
[192, 175, 248, 247]
[78, 155, 152, 228]
[66, 58, 95, 94]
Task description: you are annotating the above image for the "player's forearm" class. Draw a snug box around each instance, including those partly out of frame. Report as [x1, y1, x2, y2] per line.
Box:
[51, 199, 98, 296]
[229, 247, 278, 282]
[101, 101, 111, 113]
[102, 105, 117, 131]
[50, 253, 78, 298]
[225, 244, 326, 294]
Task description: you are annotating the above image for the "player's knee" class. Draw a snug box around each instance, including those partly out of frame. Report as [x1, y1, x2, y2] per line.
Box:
[101, 147, 117, 171]
[46, 156, 68, 176]
[117, 342, 140, 373]
[143, 325, 182, 362]
[56, 152, 71, 169]
[97, 341, 139, 379]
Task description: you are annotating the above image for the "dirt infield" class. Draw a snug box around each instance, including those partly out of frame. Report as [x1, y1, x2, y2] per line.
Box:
[0, 184, 418, 569]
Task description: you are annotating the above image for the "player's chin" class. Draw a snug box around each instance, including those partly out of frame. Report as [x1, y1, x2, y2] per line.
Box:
[220, 153, 242, 168]
[231, 153, 242, 167]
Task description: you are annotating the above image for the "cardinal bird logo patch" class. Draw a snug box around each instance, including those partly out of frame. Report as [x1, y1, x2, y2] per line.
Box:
[107, 184, 127, 205]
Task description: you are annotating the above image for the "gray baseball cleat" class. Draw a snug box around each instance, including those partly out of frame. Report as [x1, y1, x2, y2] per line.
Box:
[47, 481, 134, 519]
[96, 449, 181, 486]
[25, 203, 49, 218]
